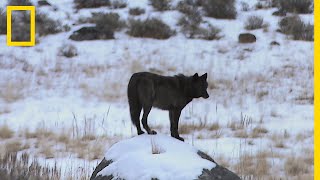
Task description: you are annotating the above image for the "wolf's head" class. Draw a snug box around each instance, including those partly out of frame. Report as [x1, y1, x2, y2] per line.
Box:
[191, 73, 209, 99]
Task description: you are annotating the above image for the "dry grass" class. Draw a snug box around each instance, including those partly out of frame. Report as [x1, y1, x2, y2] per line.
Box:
[284, 156, 309, 176]
[251, 126, 268, 138]
[0, 151, 61, 180]
[39, 143, 55, 159]
[0, 81, 26, 103]
[235, 151, 271, 179]
[5, 141, 23, 153]
[151, 138, 164, 154]
[0, 124, 14, 139]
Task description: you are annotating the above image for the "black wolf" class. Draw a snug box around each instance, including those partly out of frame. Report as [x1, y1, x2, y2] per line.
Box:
[127, 72, 209, 141]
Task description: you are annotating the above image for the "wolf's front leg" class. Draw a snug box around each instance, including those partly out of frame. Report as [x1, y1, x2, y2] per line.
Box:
[169, 109, 184, 141]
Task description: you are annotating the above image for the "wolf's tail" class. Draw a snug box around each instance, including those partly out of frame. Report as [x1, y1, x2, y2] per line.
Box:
[127, 75, 142, 127]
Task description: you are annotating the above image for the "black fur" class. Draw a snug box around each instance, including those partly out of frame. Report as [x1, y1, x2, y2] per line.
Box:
[127, 72, 209, 141]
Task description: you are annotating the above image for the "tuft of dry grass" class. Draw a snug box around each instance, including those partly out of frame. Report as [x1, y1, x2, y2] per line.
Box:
[284, 156, 309, 176]
[39, 144, 55, 159]
[0, 151, 61, 180]
[251, 126, 268, 138]
[5, 141, 23, 153]
[0, 124, 14, 139]
[151, 138, 164, 154]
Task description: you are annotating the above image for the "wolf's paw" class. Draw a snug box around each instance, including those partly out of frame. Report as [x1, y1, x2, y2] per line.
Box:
[138, 131, 145, 135]
[149, 130, 157, 135]
[176, 136, 184, 141]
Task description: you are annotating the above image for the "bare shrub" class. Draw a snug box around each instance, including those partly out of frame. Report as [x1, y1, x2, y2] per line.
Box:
[202, 0, 237, 19]
[11, 11, 31, 41]
[177, 7, 202, 37]
[7, 0, 32, 6]
[0, 125, 14, 139]
[178, 8, 221, 40]
[91, 12, 125, 38]
[110, 0, 127, 9]
[129, 7, 145, 16]
[241, 2, 250, 11]
[36, 13, 63, 36]
[245, 16, 267, 30]
[279, 0, 313, 14]
[58, 44, 78, 58]
[128, 18, 175, 39]
[149, 0, 171, 11]
[279, 16, 313, 41]
[176, 0, 200, 14]
[0, 8, 6, 34]
[74, 0, 110, 9]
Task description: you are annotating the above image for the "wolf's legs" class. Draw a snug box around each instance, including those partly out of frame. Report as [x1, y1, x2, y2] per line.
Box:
[169, 109, 184, 141]
[131, 104, 144, 135]
[142, 105, 157, 135]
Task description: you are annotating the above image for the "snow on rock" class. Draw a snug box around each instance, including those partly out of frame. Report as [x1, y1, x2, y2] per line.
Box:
[90, 134, 240, 180]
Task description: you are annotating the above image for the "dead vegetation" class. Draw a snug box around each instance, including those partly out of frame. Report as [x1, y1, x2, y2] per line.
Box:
[0, 124, 14, 139]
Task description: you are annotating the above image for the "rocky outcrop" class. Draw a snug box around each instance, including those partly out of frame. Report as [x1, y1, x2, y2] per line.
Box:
[90, 135, 241, 180]
[239, 33, 256, 43]
[69, 27, 114, 41]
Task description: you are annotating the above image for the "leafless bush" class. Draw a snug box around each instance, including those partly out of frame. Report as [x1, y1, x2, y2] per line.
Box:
[36, 13, 63, 36]
[176, 0, 199, 14]
[178, 8, 221, 40]
[202, 0, 237, 19]
[177, 7, 202, 37]
[245, 16, 266, 30]
[58, 44, 78, 58]
[11, 11, 31, 42]
[74, 0, 110, 9]
[241, 2, 250, 11]
[91, 12, 125, 38]
[279, 16, 313, 41]
[279, 0, 313, 14]
[0, 8, 6, 34]
[128, 18, 175, 39]
[129, 7, 145, 16]
[110, 0, 127, 9]
[149, 0, 171, 11]
[7, 0, 33, 6]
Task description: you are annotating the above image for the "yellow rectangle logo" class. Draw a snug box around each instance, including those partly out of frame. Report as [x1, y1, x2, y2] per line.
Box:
[6, 6, 35, 46]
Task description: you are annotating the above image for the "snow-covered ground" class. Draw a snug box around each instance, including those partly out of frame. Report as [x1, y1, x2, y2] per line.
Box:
[0, 0, 314, 179]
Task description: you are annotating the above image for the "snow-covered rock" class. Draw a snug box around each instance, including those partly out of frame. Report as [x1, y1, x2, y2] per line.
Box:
[90, 134, 240, 180]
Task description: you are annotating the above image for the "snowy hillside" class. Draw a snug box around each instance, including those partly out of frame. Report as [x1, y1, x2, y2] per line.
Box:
[0, 0, 314, 179]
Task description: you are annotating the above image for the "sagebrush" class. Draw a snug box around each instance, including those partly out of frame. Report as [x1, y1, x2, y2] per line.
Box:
[202, 0, 237, 19]
[128, 18, 175, 39]
[279, 16, 313, 41]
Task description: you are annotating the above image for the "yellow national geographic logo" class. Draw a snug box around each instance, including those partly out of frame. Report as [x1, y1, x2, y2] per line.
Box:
[6, 6, 35, 47]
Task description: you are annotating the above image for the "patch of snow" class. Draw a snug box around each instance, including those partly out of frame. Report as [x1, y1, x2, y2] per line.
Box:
[99, 134, 215, 180]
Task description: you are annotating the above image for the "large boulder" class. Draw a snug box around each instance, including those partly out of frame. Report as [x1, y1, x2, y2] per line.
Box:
[69, 27, 114, 41]
[90, 134, 240, 180]
[238, 33, 256, 43]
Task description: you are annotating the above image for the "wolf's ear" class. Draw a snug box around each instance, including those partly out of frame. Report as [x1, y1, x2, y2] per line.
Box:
[193, 73, 199, 80]
[201, 73, 207, 80]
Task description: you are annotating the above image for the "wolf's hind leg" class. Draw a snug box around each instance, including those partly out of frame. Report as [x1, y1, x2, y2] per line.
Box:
[142, 105, 157, 135]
